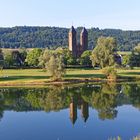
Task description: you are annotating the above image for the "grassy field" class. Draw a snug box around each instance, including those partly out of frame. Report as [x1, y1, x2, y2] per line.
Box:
[0, 68, 140, 86]
[117, 51, 131, 55]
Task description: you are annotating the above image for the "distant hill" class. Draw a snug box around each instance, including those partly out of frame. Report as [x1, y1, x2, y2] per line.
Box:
[0, 26, 140, 51]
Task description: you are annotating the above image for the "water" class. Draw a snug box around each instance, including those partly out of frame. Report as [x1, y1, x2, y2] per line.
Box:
[0, 83, 140, 140]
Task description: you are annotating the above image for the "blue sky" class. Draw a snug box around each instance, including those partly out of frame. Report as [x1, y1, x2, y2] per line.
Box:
[0, 0, 140, 30]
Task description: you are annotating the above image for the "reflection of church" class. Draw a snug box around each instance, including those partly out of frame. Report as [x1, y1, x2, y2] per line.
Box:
[69, 97, 89, 125]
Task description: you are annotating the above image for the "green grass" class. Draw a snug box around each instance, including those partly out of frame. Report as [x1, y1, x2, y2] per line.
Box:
[0, 68, 140, 85]
[117, 51, 132, 55]
[118, 69, 140, 78]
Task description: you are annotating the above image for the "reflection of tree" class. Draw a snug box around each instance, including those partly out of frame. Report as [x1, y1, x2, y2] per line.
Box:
[98, 109, 117, 120]
[122, 84, 133, 96]
[0, 93, 4, 121]
[40, 86, 69, 112]
[119, 83, 140, 109]
[125, 84, 140, 109]
[91, 83, 119, 120]
[24, 86, 78, 112]
[101, 82, 119, 94]
[0, 83, 140, 122]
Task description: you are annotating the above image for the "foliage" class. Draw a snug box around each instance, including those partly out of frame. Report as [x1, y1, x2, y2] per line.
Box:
[91, 83, 119, 120]
[3, 50, 13, 67]
[0, 49, 4, 68]
[47, 55, 65, 80]
[18, 48, 27, 65]
[134, 43, 140, 53]
[80, 50, 92, 66]
[0, 83, 140, 122]
[39, 48, 77, 67]
[39, 49, 65, 80]
[3, 49, 27, 68]
[26, 48, 42, 66]
[38, 49, 52, 68]
[90, 37, 117, 68]
[122, 54, 131, 66]
[128, 44, 140, 67]
[54, 48, 76, 65]
[103, 67, 117, 80]
[1, 26, 140, 51]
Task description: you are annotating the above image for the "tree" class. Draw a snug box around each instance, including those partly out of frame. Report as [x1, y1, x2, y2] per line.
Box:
[11, 50, 25, 67]
[122, 54, 131, 66]
[103, 67, 117, 80]
[2, 49, 27, 68]
[47, 55, 65, 80]
[1, 26, 140, 51]
[0, 49, 4, 68]
[39, 49, 65, 80]
[80, 50, 92, 66]
[90, 37, 117, 68]
[54, 48, 77, 65]
[3, 50, 13, 68]
[38, 49, 52, 68]
[129, 44, 140, 67]
[134, 43, 140, 53]
[26, 48, 42, 67]
[18, 48, 27, 66]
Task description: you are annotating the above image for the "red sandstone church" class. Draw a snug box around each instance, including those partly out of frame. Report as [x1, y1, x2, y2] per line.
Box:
[68, 26, 88, 58]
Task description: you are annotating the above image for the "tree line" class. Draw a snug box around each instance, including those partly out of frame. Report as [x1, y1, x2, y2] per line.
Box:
[0, 36, 140, 80]
[0, 26, 140, 51]
[0, 47, 92, 80]
[0, 47, 92, 68]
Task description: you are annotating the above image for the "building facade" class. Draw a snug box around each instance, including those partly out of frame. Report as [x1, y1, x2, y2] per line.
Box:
[69, 26, 88, 58]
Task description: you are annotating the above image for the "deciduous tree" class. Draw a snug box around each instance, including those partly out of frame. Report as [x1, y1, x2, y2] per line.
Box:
[26, 48, 42, 67]
[90, 37, 117, 68]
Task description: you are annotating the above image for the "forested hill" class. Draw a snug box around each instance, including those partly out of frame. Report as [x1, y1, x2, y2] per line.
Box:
[0, 26, 140, 51]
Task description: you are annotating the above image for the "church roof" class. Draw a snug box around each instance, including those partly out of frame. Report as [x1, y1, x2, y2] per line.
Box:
[69, 26, 76, 33]
[81, 27, 88, 34]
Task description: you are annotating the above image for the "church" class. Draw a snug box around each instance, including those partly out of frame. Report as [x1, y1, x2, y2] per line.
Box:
[68, 26, 88, 58]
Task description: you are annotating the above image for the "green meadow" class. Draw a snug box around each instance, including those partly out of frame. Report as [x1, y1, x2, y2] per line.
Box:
[0, 68, 140, 86]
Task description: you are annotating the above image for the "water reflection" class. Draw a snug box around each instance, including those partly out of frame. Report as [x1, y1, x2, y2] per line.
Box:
[0, 83, 140, 125]
[69, 97, 89, 124]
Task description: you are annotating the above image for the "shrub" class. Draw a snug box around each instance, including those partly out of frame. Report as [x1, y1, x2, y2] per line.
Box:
[103, 67, 117, 80]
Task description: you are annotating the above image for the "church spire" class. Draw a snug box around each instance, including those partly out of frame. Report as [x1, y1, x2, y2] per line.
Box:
[69, 26, 76, 33]
[80, 27, 88, 51]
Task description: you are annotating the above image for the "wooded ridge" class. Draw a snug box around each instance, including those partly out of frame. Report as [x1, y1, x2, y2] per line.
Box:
[0, 26, 140, 51]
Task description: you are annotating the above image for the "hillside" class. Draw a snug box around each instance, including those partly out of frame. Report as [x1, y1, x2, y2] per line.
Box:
[0, 26, 140, 51]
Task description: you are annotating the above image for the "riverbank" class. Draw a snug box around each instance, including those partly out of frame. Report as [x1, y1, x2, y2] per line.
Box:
[0, 68, 140, 86]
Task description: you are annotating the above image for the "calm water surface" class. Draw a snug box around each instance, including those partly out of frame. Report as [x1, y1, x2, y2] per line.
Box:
[0, 83, 140, 140]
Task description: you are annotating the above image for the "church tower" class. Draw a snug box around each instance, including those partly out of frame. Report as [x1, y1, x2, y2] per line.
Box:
[80, 27, 88, 51]
[69, 26, 77, 57]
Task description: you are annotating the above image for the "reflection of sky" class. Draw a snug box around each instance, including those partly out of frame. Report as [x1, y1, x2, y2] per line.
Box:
[0, 105, 140, 140]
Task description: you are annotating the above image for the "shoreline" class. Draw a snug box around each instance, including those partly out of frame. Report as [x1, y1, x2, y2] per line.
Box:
[0, 77, 139, 87]
[0, 68, 140, 87]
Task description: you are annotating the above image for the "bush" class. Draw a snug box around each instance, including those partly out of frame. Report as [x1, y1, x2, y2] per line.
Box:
[103, 67, 117, 80]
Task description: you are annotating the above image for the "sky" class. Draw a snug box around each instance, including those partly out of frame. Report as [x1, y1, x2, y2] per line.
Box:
[0, 0, 140, 30]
